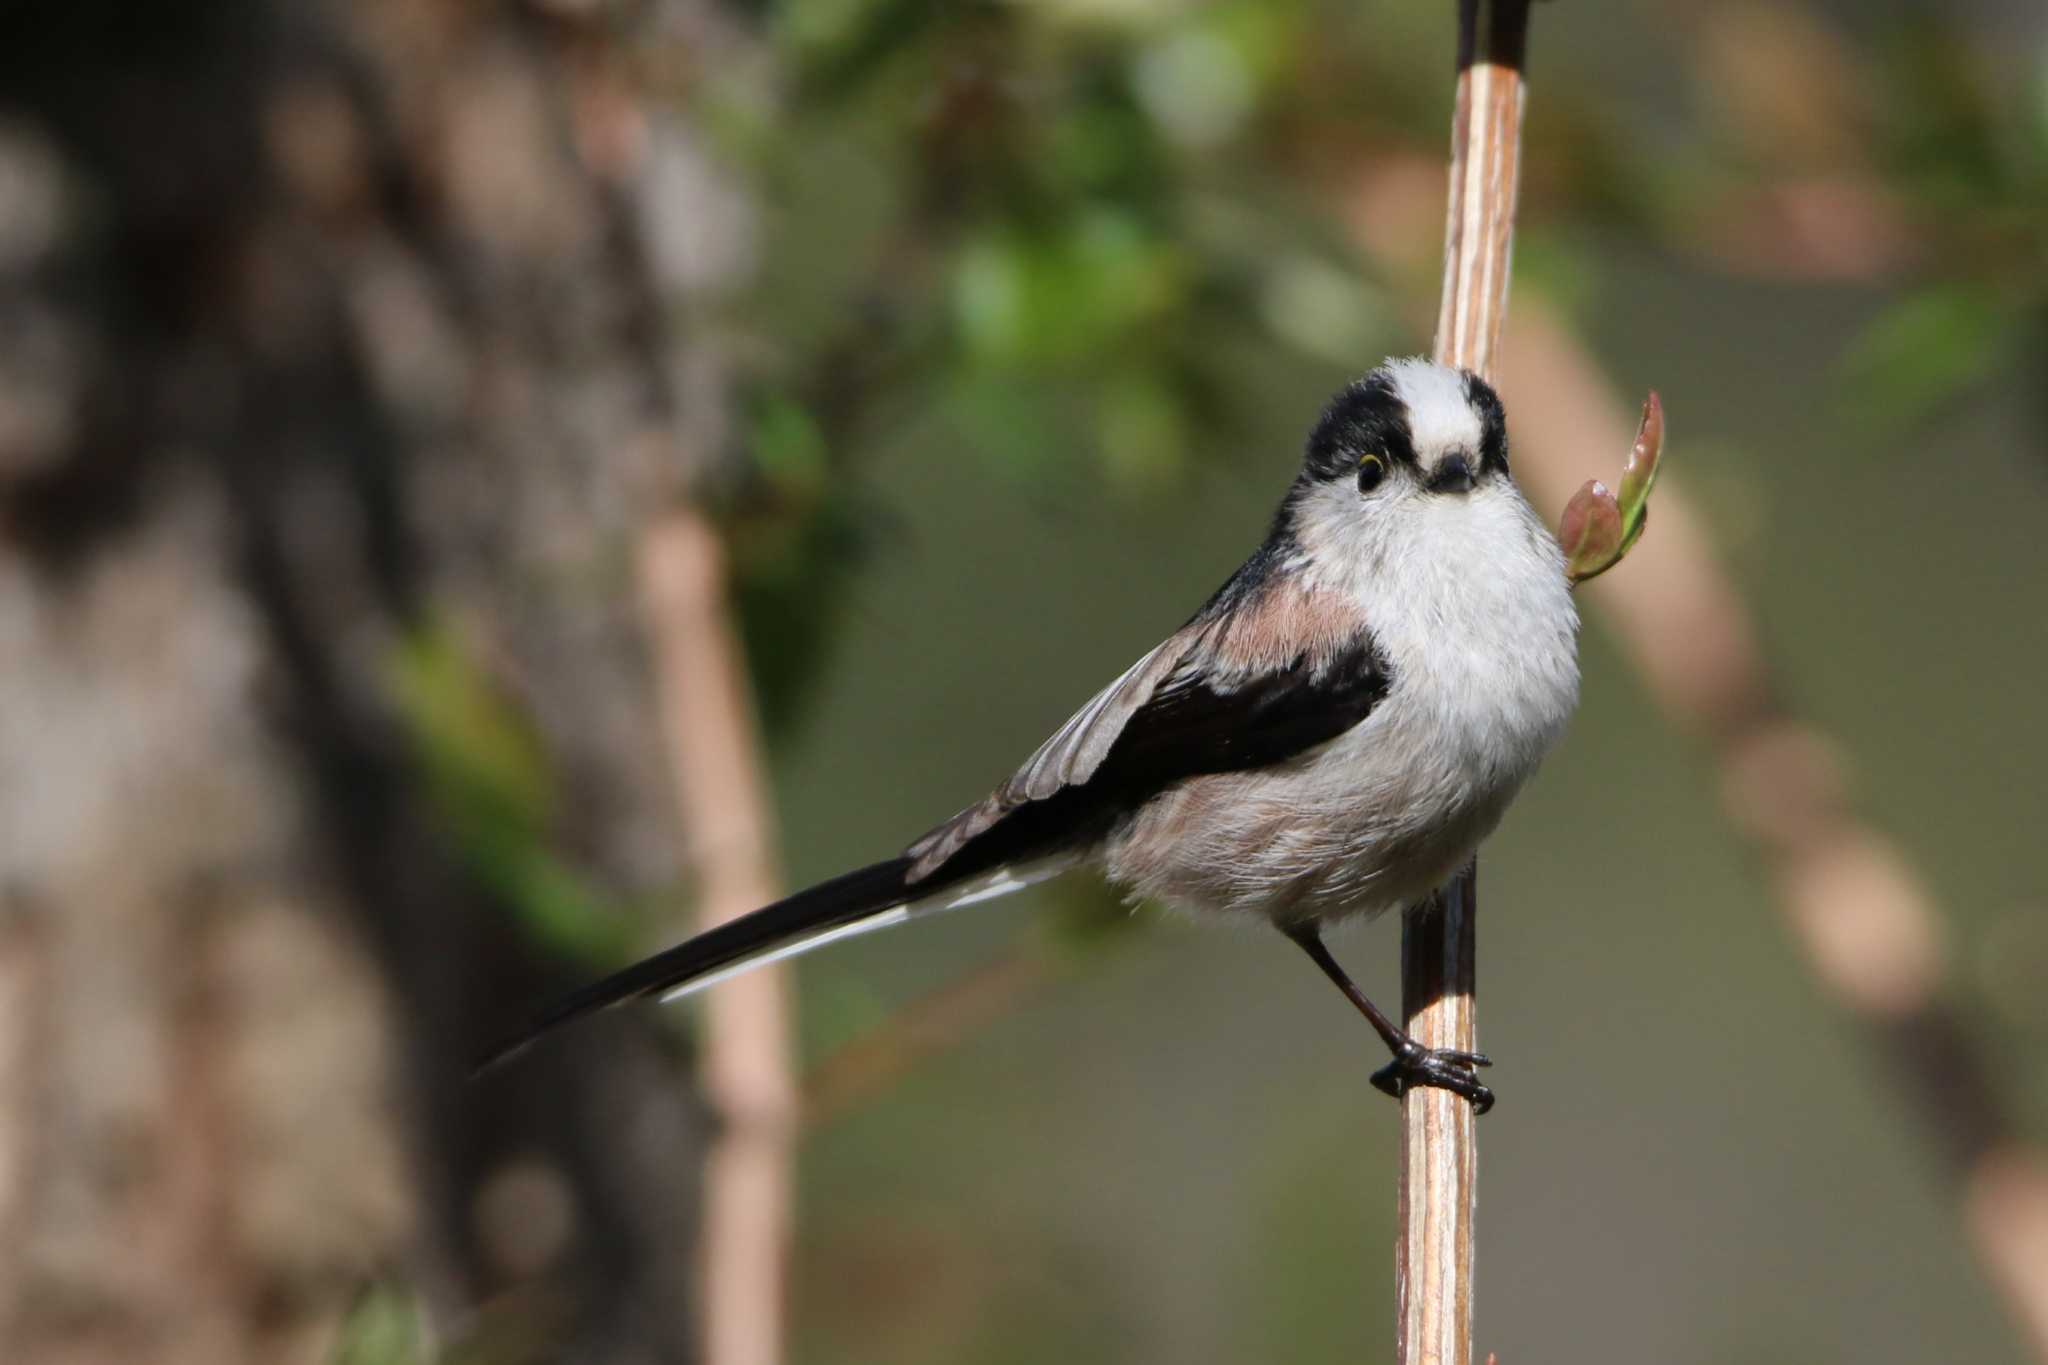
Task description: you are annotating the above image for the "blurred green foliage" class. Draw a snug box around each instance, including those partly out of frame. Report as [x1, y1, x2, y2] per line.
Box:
[328, 1285, 429, 1365]
[708, 0, 1431, 722]
[389, 621, 638, 968]
[1841, 23, 2048, 430]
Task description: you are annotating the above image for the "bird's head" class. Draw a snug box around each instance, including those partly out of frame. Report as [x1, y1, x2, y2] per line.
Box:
[1299, 358, 1509, 504]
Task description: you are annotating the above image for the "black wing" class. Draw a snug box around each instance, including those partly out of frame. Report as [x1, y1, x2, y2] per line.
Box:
[905, 626, 1391, 885]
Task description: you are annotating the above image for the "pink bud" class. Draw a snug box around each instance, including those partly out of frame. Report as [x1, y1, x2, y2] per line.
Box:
[1560, 479, 1624, 584]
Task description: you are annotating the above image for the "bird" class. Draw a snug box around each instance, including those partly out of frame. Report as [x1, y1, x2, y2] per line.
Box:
[481, 358, 1580, 1111]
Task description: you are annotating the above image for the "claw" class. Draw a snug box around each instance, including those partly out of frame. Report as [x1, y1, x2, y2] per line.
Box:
[1371, 1041, 1496, 1114]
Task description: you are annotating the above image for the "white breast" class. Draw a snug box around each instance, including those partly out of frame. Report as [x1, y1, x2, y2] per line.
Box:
[1104, 477, 1579, 925]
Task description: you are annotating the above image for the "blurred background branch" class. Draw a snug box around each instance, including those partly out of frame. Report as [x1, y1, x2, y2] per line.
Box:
[1497, 299, 2048, 1362]
[639, 509, 797, 1365]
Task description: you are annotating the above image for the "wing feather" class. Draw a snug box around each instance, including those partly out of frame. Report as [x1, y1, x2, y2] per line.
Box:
[905, 635, 1191, 876]
[905, 584, 1389, 884]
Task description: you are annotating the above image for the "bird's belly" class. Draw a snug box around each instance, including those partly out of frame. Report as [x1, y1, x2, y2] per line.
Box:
[1103, 587, 1576, 924]
[1101, 717, 1522, 924]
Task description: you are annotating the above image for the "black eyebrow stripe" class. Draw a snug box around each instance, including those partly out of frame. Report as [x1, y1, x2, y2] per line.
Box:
[1382, 418, 1421, 469]
[1304, 376, 1419, 479]
[1462, 369, 1510, 474]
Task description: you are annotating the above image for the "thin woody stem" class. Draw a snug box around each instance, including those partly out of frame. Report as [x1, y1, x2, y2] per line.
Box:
[1400, 3, 1534, 1364]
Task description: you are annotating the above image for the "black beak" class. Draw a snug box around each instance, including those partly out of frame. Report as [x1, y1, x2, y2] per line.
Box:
[1428, 454, 1475, 494]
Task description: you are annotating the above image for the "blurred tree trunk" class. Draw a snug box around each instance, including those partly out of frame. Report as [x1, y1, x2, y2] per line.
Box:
[0, 1, 755, 1360]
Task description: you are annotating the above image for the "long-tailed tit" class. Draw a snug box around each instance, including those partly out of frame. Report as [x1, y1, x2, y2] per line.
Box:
[483, 358, 1580, 1111]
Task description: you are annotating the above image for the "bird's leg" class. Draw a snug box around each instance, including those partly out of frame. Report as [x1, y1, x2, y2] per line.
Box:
[1283, 924, 1494, 1115]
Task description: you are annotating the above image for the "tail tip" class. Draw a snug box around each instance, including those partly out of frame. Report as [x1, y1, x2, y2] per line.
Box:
[470, 1029, 540, 1082]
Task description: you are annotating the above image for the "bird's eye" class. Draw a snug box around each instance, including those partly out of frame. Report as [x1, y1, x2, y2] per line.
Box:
[1357, 453, 1388, 493]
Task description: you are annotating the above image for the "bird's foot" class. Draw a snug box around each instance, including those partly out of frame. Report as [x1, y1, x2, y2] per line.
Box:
[1370, 1041, 1495, 1114]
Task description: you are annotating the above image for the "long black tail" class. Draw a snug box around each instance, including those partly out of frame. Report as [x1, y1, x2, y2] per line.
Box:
[477, 856, 915, 1075]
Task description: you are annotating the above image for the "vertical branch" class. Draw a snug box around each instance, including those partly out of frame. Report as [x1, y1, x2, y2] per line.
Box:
[1402, 4, 1532, 1364]
[638, 509, 796, 1365]
[1397, 873, 1480, 1365]
[1433, 0, 1530, 381]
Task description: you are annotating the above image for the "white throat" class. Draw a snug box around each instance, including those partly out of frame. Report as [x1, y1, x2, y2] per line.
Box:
[1294, 469, 1579, 784]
